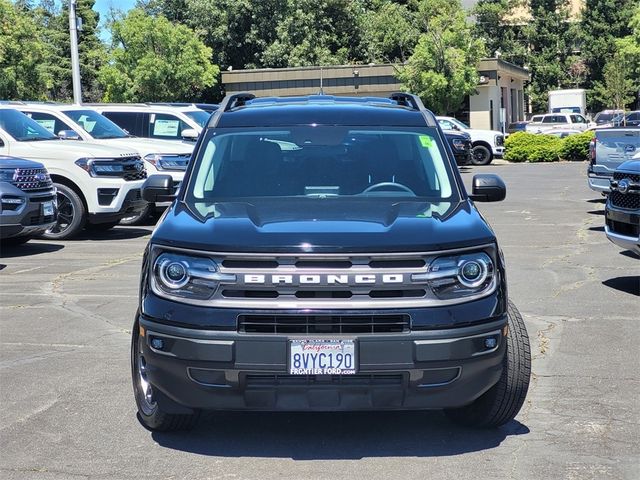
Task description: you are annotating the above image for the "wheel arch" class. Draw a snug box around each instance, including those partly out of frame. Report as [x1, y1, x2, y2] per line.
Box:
[50, 175, 88, 210]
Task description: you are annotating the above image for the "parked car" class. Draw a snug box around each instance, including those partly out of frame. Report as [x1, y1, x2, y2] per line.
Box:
[507, 121, 529, 134]
[0, 156, 57, 244]
[610, 111, 640, 127]
[0, 108, 147, 239]
[132, 92, 531, 432]
[588, 127, 640, 193]
[605, 159, 640, 256]
[443, 129, 472, 165]
[594, 110, 624, 125]
[90, 104, 209, 142]
[14, 103, 192, 225]
[525, 113, 592, 133]
[543, 129, 582, 139]
[436, 116, 505, 165]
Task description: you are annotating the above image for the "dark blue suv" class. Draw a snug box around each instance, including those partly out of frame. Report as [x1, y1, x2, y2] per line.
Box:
[132, 93, 531, 431]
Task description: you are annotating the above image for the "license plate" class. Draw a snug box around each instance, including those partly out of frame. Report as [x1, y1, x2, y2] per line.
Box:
[289, 339, 356, 375]
[42, 201, 54, 216]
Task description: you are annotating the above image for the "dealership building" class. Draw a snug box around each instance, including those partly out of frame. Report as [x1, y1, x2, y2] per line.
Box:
[221, 58, 531, 131]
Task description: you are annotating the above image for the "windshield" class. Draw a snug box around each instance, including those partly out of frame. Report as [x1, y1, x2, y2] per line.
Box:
[449, 118, 470, 130]
[186, 126, 458, 205]
[64, 109, 128, 139]
[184, 110, 211, 128]
[0, 109, 58, 141]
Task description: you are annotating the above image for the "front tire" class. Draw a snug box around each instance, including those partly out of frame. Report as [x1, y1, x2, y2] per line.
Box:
[445, 301, 531, 428]
[131, 319, 199, 431]
[41, 183, 86, 240]
[471, 144, 493, 165]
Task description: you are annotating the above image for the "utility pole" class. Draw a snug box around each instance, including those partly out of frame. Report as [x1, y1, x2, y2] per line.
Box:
[69, 0, 82, 104]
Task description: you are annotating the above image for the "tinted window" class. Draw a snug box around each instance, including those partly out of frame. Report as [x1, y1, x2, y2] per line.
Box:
[102, 112, 140, 136]
[184, 110, 211, 128]
[187, 126, 457, 203]
[65, 109, 128, 139]
[24, 111, 73, 135]
[0, 109, 58, 141]
[627, 112, 640, 121]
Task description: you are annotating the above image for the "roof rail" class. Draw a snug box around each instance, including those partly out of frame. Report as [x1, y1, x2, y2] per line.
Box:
[207, 93, 255, 128]
[389, 92, 437, 127]
[389, 92, 425, 111]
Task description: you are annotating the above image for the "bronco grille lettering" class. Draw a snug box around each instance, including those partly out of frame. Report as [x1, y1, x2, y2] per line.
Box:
[241, 273, 406, 285]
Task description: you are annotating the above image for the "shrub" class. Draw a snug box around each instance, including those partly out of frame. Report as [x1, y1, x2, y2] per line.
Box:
[504, 132, 562, 162]
[558, 130, 594, 161]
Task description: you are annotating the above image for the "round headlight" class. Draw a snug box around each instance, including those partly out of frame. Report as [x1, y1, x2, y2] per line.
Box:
[159, 260, 189, 289]
[458, 259, 488, 287]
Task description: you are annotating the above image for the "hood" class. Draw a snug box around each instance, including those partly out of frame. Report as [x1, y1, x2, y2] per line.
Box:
[0, 155, 45, 169]
[470, 128, 503, 137]
[152, 199, 496, 253]
[618, 159, 640, 171]
[93, 137, 193, 156]
[11, 140, 138, 160]
[443, 130, 471, 140]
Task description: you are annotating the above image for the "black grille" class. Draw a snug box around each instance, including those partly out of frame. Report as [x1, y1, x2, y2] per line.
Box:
[29, 214, 55, 226]
[122, 162, 147, 181]
[609, 191, 640, 210]
[245, 373, 405, 387]
[613, 172, 640, 182]
[607, 218, 639, 237]
[238, 314, 410, 334]
[12, 168, 53, 192]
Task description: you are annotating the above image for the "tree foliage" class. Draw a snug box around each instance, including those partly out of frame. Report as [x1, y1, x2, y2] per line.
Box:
[99, 9, 219, 102]
[592, 53, 635, 112]
[397, 0, 485, 114]
[0, 0, 51, 99]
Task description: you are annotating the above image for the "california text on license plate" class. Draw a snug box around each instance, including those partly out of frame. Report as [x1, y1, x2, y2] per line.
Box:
[42, 201, 54, 216]
[289, 339, 356, 375]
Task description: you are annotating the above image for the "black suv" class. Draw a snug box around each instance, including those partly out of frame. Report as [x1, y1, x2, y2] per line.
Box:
[0, 156, 57, 244]
[133, 93, 531, 431]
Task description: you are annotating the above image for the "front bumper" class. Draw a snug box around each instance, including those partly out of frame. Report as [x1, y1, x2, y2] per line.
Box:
[88, 187, 147, 224]
[492, 146, 504, 158]
[0, 189, 57, 239]
[137, 304, 507, 413]
[605, 205, 640, 255]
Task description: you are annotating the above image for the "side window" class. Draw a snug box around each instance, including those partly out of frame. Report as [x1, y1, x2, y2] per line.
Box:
[542, 116, 555, 123]
[628, 112, 640, 121]
[102, 112, 139, 136]
[24, 111, 73, 135]
[148, 113, 188, 139]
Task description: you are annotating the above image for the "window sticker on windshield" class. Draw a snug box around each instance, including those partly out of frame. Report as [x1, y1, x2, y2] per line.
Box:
[35, 119, 56, 133]
[153, 119, 180, 137]
[419, 135, 434, 148]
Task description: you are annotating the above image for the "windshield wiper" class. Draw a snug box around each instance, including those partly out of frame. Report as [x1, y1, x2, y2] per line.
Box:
[18, 137, 57, 142]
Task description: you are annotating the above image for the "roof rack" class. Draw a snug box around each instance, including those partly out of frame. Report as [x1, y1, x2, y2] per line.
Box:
[207, 93, 255, 128]
[389, 92, 436, 126]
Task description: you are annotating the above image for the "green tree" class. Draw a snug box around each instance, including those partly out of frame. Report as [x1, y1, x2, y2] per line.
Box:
[0, 0, 51, 99]
[397, 0, 485, 114]
[99, 9, 219, 102]
[592, 53, 635, 112]
[260, 0, 367, 68]
[183, 0, 289, 69]
[472, 0, 528, 66]
[580, 0, 637, 108]
[615, 4, 640, 108]
[361, 1, 419, 63]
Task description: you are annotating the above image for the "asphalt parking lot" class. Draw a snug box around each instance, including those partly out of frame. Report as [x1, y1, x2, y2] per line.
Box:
[1, 161, 638, 480]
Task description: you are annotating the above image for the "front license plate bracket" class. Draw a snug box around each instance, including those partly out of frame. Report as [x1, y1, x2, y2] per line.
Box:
[289, 339, 357, 375]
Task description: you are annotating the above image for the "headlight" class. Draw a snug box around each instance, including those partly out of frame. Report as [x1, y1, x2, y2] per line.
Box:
[75, 157, 142, 177]
[144, 154, 190, 171]
[451, 139, 466, 151]
[0, 168, 17, 182]
[412, 251, 495, 300]
[151, 251, 235, 301]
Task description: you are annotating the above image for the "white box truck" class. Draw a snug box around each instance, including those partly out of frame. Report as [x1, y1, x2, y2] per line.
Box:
[548, 89, 587, 116]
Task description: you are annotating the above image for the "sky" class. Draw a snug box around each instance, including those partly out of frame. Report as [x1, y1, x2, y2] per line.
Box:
[93, 0, 136, 41]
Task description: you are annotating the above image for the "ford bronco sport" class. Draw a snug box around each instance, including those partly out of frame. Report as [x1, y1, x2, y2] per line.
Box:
[132, 93, 531, 431]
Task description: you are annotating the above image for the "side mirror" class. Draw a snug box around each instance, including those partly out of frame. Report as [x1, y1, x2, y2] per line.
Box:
[57, 129, 81, 140]
[142, 174, 176, 203]
[181, 128, 199, 141]
[469, 174, 506, 202]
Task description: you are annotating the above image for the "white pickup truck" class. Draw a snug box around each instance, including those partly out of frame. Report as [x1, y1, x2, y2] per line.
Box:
[436, 116, 504, 165]
[525, 113, 593, 134]
[0, 107, 147, 239]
